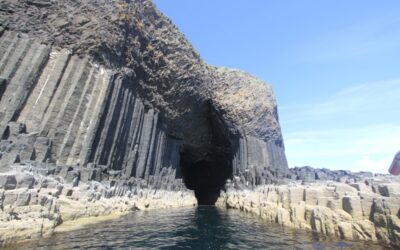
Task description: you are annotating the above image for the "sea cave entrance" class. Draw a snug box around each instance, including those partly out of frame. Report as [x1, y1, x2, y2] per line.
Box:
[180, 148, 232, 205]
[179, 105, 233, 205]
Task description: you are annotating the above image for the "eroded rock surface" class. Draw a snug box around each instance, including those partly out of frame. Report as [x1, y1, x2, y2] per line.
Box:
[0, 0, 288, 206]
[217, 175, 400, 247]
[0, 164, 196, 247]
[3, 0, 395, 248]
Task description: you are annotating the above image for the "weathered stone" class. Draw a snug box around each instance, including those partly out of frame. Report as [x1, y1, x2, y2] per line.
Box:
[28, 189, 38, 205]
[310, 206, 337, 236]
[359, 193, 378, 218]
[342, 196, 363, 219]
[15, 173, 34, 189]
[304, 187, 319, 205]
[384, 197, 400, 215]
[351, 182, 373, 194]
[0, 0, 399, 247]
[60, 167, 80, 184]
[378, 183, 400, 197]
[334, 183, 358, 196]
[3, 190, 19, 206]
[388, 215, 400, 245]
[15, 191, 30, 206]
[0, 0, 290, 206]
[0, 174, 16, 190]
[6, 122, 26, 139]
[219, 182, 400, 247]
[33, 137, 51, 162]
[38, 194, 53, 210]
[354, 220, 377, 241]
[0, 78, 6, 102]
[288, 187, 304, 204]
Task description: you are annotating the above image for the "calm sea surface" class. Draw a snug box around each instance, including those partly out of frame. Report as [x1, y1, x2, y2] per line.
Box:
[18, 207, 390, 250]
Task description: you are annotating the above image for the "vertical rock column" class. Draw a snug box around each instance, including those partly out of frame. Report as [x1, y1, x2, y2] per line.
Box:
[0, 31, 50, 137]
[0, 29, 184, 182]
[87, 75, 182, 182]
[232, 135, 288, 185]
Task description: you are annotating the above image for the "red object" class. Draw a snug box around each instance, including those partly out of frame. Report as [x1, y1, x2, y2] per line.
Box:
[389, 151, 400, 175]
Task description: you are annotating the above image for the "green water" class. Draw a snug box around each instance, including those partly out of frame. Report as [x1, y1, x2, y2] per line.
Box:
[19, 207, 390, 249]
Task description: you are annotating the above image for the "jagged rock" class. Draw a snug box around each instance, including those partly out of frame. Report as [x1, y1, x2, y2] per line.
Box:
[1, 0, 398, 247]
[378, 183, 400, 197]
[3, 189, 19, 206]
[219, 180, 400, 247]
[0, 0, 289, 206]
[15, 190, 30, 206]
[33, 137, 52, 162]
[342, 196, 363, 220]
[338, 222, 354, 240]
[5, 122, 26, 139]
[0, 174, 16, 190]
[15, 173, 35, 189]
[290, 166, 376, 184]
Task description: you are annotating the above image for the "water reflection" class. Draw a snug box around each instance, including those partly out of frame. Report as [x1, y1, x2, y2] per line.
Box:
[171, 206, 231, 249]
[15, 207, 390, 250]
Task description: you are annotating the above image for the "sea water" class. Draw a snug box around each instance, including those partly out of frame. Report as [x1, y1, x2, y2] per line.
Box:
[19, 207, 389, 249]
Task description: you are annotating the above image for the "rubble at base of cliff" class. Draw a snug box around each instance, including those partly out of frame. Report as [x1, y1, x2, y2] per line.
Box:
[0, 163, 196, 247]
[0, 0, 399, 248]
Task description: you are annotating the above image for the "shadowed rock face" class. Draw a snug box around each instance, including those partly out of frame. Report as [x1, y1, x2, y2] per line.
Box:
[0, 0, 288, 204]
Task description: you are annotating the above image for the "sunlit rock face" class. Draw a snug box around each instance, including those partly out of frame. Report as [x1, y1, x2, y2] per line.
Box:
[217, 175, 400, 247]
[0, 0, 288, 204]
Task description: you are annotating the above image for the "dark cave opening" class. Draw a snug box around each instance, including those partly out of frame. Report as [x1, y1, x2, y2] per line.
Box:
[180, 148, 232, 205]
[179, 103, 233, 205]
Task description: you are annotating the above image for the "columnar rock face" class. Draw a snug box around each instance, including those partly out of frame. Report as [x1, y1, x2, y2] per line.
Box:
[0, 34, 184, 190]
[0, 165, 196, 247]
[0, 1, 399, 248]
[217, 176, 400, 247]
[0, 0, 288, 204]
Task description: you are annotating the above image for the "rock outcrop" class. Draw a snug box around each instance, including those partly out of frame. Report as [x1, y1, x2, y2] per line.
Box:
[0, 163, 196, 247]
[4, 0, 396, 248]
[289, 166, 375, 183]
[217, 175, 400, 247]
[0, 0, 288, 206]
[0, 0, 290, 246]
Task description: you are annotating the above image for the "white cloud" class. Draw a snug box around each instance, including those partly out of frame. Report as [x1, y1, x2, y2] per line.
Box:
[280, 78, 400, 124]
[281, 78, 400, 173]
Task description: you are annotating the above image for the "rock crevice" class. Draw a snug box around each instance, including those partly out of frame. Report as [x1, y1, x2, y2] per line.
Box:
[0, 0, 289, 202]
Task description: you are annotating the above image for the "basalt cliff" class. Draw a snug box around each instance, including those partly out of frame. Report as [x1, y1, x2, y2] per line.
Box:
[0, 0, 288, 245]
[0, 0, 399, 248]
[0, 0, 287, 203]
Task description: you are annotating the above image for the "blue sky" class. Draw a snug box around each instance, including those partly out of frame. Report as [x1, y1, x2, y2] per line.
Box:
[154, 0, 400, 173]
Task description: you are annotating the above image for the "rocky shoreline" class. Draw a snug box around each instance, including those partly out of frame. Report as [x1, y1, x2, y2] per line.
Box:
[0, 164, 196, 247]
[0, 0, 399, 248]
[1, 163, 399, 248]
[217, 174, 400, 248]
